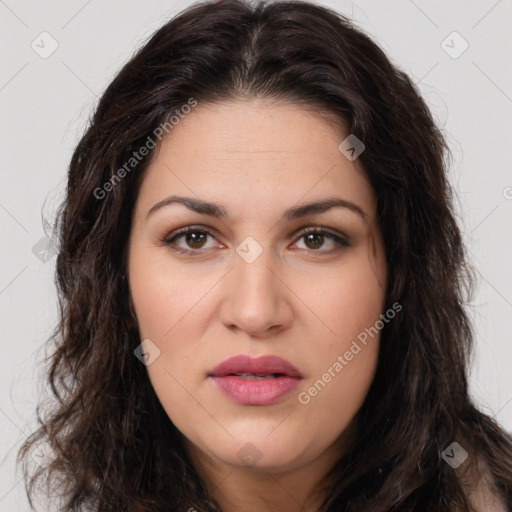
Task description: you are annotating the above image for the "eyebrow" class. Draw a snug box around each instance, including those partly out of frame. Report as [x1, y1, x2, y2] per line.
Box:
[146, 195, 367, 221]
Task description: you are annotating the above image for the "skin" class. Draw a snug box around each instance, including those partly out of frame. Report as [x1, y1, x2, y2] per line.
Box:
[127, 98, 387, 512]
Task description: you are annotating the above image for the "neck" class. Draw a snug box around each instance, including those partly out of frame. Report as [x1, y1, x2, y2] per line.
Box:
[195, 460, 327, 511]
[182, 426, 355, 512]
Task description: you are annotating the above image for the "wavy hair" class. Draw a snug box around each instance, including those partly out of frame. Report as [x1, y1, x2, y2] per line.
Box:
[18, 0, 512, 510]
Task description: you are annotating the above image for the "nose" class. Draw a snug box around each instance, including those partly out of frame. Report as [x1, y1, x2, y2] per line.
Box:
[218, 244, 293, 338]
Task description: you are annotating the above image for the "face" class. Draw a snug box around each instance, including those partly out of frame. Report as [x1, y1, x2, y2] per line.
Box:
[127, 99, 387, 477]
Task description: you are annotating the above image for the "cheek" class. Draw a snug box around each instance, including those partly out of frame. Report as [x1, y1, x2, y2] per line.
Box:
[128, 247, 214, 392]
[295, 341, 379, 459]
[293, 250, 385, 415]
[128, 244, 201, 340]
[295, 291, 383, 444]
[300, 248, 386, 349]
[129, 264, 208, 432]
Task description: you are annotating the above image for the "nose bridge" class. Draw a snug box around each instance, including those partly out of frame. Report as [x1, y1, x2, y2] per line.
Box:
[235, 244, 275, 288]
[233, 236, 279, 304]
[220, 236, 291, 335]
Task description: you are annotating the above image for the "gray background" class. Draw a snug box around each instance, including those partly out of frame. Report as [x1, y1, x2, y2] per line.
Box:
[1, 0, 511, 509]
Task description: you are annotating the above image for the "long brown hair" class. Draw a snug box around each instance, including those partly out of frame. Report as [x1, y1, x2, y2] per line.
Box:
[18, 0, 512, 510]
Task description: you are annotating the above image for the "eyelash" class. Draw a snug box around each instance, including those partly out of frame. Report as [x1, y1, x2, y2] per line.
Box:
[161, 225, 350, 256]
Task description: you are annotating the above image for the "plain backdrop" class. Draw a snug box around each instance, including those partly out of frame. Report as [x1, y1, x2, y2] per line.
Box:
[1, 0, 511, 509]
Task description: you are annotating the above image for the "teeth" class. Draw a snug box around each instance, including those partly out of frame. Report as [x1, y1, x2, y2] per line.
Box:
[231, 373, 281, 379]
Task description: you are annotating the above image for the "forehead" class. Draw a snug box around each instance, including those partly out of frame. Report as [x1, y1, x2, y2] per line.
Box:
[155, 98, 349, 161]
[135, 99, 376, 222]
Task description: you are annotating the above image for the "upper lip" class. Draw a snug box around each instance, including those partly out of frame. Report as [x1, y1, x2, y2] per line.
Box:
[209, 355, 303, 378]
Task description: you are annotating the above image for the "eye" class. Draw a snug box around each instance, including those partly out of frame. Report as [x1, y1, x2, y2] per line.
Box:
[162, 226, 221, 255]
[293, 227, 350, 253]
[161, 225, 350, 256]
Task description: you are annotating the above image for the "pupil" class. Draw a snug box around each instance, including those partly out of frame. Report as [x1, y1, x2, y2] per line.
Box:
[187, 232, 205, 248]
[306, 233, 323, 249]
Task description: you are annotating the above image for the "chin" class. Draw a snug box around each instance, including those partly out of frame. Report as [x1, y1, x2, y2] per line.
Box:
[211, 434, 311, 472]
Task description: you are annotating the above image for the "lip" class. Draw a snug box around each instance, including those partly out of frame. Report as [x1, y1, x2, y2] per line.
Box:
[210, 354, 302, 378]
[209, 355, 303, 406]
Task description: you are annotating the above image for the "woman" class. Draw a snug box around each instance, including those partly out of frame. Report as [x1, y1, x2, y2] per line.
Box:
[18, 0, 512, 510]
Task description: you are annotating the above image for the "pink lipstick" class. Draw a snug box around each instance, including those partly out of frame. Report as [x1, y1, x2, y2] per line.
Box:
[209, 354, 302, 406]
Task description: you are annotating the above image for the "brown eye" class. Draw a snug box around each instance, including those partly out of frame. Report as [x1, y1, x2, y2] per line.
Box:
[163, 228, 219, 254]
[303, 232, 325, 250]
[294, 228, 349, 253]
[184, 231, 208, 249]
[163, 226, 349, 256]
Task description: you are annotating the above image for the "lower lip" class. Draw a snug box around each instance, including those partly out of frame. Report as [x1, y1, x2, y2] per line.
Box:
[210, 375, 301, 405]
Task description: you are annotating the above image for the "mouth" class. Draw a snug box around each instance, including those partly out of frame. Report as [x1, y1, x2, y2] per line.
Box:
[226, 373, 286, 379]
[208, 355, 303, 405]
[209, 354, 302, 378]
